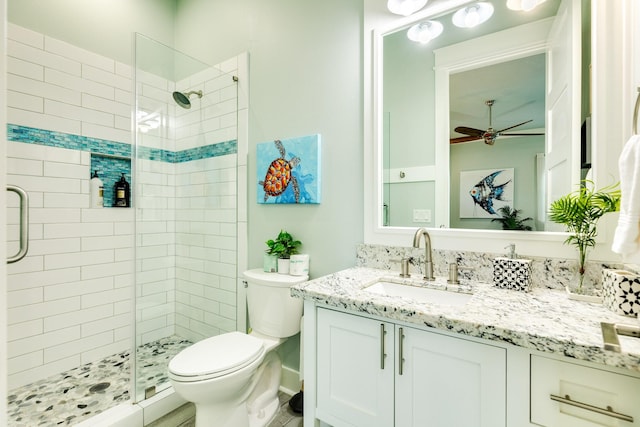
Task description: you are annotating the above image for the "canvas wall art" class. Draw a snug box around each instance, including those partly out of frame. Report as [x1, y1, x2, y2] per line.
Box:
[460, 168, 514, 218]
[257, 134, 321, 204]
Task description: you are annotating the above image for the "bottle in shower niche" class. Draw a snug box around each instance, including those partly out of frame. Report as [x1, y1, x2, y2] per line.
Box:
[90, 170, 104, 208]
[114, 173, 130, 207]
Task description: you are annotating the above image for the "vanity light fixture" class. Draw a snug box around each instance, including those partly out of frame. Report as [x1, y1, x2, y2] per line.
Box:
[407, 20, 444, 44]
[506, 0, 547, 11]
[452, 2, 494, 28]
[387, 0, 428, 16]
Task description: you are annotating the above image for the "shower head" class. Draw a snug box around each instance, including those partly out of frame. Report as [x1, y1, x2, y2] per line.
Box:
[172, 90, 203, 109]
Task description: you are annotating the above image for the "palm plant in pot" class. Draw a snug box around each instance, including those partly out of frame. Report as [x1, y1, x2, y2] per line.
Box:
[548, 181, 620, 297]
[265, 230, 302, 274]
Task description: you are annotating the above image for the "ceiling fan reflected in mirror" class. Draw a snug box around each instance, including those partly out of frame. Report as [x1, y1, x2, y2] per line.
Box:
[450, 100, 545, 145]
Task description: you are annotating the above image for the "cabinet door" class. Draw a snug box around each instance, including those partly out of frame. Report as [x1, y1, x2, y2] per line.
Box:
[316, 308, 394, 427]
[531, 355, 640, 426]
[395, 326, 507, 427]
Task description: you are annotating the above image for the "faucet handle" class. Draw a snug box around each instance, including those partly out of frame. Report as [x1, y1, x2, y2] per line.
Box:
[447, 263, 459, 284]
[400, 257, 412, 278]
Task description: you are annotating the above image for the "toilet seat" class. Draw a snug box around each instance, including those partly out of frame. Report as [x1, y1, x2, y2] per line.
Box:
[168, 332, 265, 382]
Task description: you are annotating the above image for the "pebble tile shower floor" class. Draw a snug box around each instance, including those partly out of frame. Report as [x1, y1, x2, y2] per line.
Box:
[7, 336, 192, 426]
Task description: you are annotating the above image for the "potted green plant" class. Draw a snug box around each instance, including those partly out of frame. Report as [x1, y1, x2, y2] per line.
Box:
[548, 180, 620, 297]
[491, 206, 533, 231]
[265, 230, 302, 274]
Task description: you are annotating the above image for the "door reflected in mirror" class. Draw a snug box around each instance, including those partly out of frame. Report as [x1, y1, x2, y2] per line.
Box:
[380, 0, 588, 231]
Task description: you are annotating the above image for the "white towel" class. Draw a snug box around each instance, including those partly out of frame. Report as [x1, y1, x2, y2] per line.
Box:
[612, 134, 640, 261]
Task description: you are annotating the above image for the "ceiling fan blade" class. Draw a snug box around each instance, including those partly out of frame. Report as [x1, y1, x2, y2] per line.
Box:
[450, 135, 482, 144]
[454, 126, 484, 136]
[501, 132, 545, 136]
[496, 119, 533, 133]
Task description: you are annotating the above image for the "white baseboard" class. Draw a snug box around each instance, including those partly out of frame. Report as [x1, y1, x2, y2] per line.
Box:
[280, 365, 301, 395]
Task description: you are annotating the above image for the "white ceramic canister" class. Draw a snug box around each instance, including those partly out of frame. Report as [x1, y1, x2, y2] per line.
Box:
[290, 254, 309, 276]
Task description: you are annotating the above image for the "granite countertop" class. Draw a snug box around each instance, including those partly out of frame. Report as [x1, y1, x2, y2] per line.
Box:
[291, 267, 640, 373]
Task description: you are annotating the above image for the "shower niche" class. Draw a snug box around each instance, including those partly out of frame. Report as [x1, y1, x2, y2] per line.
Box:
[90, 153, 132, 208]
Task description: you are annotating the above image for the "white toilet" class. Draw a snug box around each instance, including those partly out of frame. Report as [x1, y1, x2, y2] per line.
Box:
[168, 269, 308, 427]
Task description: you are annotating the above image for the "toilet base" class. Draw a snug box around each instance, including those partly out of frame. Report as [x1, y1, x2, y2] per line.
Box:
[248, 394, 279, 427]
[187, 351, 282, 427]
[192, 395, 279, 427]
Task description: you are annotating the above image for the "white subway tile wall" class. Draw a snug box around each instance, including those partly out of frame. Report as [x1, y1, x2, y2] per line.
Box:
[5, 23, 247, 390]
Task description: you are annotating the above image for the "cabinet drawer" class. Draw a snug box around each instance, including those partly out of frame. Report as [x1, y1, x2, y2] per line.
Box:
[531, 355, 640, 426]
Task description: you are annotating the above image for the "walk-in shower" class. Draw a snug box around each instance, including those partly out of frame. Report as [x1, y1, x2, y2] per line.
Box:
[5, 29, 247, 425]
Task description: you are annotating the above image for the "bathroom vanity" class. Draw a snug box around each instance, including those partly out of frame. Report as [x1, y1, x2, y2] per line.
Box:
[292, 267, 640, 427]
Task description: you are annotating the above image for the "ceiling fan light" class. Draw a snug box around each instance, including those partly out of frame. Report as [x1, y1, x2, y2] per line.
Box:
[506, 0, 546, 11]
[387, 0, 428, 16]
[452, 2, 494, 28]
[407, 20, 443, 44]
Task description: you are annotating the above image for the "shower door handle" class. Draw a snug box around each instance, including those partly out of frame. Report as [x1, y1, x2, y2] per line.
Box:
[6, 185, 29, 264]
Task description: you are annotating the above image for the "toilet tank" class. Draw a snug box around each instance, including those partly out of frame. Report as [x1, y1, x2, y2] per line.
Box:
[243, 269, 308, 338]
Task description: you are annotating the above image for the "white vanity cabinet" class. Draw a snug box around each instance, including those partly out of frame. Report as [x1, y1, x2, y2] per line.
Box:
[315, 307, 507, 427]
[316, 308, 394, 426]
[530, 355, 640, 426]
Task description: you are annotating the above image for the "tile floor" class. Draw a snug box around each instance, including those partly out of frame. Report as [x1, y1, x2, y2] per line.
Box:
[7, 336, 192, 426]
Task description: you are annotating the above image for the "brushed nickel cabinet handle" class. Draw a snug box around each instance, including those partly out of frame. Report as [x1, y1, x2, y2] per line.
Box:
[550, 394, 634, 422]
[398, 327, 404, 375]
[380, 323, 386, 369]
[6, 185, 29, 264]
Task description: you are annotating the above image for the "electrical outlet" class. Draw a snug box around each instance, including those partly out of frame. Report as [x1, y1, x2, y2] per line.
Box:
[413, 209, 431, 223]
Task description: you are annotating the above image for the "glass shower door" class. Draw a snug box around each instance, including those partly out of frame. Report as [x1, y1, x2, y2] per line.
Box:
[133, 33, 240, 401]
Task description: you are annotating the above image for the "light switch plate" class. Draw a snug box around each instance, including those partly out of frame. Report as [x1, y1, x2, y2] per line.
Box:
[413, 209, 431, 222]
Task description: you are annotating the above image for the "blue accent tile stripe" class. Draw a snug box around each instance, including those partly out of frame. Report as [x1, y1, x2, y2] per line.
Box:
[173, 141, 237, 163]
[7, 124, 237, 163]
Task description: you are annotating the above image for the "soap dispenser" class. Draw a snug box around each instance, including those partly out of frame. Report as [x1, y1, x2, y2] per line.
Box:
[114, 173, 130, 207]
[493, 243, 533, 292]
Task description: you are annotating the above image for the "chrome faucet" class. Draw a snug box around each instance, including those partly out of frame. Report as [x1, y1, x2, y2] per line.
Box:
[412, 227, 435, 281]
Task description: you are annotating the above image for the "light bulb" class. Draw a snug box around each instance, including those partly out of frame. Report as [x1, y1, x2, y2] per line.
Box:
[506, 0, 546, 11]
[452, 2, 494, 28]
[464, 7, 480, 27]
[387, 0, 428, 16]
[407, 21, 443, 44]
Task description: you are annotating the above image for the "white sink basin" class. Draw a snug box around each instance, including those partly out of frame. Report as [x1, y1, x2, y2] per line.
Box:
[364, 281, 472, 307]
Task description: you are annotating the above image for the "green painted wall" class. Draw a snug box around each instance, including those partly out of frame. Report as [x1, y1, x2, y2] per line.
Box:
[174, 0, 364, 279]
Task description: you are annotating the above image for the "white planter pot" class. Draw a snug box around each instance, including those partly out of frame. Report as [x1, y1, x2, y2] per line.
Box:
[277, 258, 290, 274]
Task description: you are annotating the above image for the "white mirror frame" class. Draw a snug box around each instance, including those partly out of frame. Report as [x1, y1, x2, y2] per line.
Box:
[363, 0, 632, 262]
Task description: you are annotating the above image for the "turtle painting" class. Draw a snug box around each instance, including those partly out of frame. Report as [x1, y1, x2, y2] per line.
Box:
[259, 139, 301, 203]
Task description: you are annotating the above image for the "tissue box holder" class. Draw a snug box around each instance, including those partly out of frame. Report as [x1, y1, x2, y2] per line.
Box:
[602, 269, 640, 317]
[493, 257, 532, 292]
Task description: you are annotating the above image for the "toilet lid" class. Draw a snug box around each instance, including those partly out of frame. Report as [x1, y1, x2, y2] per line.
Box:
[169, 332, 265, 380]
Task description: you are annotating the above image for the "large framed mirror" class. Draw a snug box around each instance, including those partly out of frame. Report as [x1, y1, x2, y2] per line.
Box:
[362, 0, 628, 258]
[380, 0, 583, 231]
